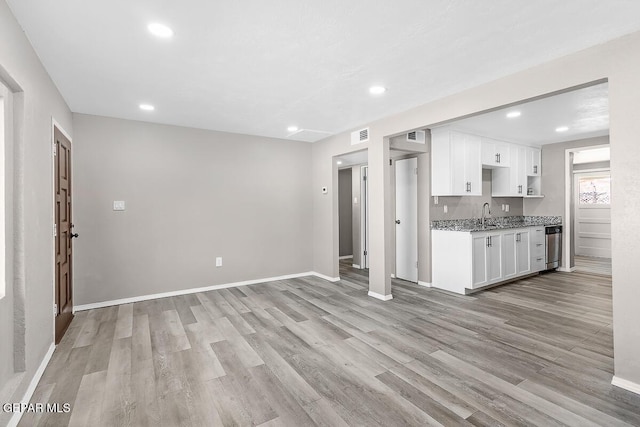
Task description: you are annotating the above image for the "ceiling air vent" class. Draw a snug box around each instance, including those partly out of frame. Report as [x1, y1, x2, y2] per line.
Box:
[407, 130, 426, 143]
[351, 127, 369, 145]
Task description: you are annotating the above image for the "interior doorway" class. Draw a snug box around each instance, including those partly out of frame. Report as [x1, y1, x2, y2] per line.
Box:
[54, 125, 75, 344]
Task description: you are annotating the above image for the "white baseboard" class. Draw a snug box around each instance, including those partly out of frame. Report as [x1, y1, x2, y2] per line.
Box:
[75, 271, 331, 311]
[338, 255, 353, 260]
[8, 343, 55, 427]
[557, 266, 576, 272]
[612, 376, 640, 395]
[311, 271, 340, 282]
[390, 274, 396, 279]
[418, 281, 432, 287]
[352, 264, 361, 269]
[368, 291, 393, 301]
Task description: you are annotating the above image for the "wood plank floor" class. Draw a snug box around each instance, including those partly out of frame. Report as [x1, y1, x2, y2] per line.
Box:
[21, 261, 640, 426]
[575, 255, 612, 276]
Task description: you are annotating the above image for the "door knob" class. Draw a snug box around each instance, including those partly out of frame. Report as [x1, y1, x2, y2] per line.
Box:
[395, 220, 401, 224]
[70, 233, 79, 239]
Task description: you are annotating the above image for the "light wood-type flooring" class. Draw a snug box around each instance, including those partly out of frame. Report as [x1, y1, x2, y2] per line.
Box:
[21, 260, 640, 426]
[575, 255, 612, 276]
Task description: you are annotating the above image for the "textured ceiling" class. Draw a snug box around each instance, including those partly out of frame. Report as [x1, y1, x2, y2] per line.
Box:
[7, 1, 640, 142]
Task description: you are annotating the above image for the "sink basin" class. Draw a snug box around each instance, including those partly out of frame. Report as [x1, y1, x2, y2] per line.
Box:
[482, 225, 498, 230]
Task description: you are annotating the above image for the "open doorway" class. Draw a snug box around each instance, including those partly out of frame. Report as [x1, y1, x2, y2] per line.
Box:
[335, 150, 368, 274]
[571, 147, 611, 275]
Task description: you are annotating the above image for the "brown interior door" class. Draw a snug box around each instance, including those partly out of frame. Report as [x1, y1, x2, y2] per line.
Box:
[55, 126, 74, 344]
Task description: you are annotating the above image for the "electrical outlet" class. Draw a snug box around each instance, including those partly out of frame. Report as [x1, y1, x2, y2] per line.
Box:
[501, 204, 505, 211]
[433, 196, 439, 205]
[444, 205, 448, 214]
[113, 201, 126, 211]
[505, 204, 510, 212]
[216, 257, 222, 267]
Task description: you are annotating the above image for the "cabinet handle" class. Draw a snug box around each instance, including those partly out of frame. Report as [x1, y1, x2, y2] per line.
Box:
[533, 165, 538, 174]
[495, 153, 500, 163]
[536, 243, 543, 247]
[466, 182, 471, 192]
[516, 233, 520, 242]
[498, 153, 501, 163]
[536, 257, 542, 261]
[518, 185, 522, 194]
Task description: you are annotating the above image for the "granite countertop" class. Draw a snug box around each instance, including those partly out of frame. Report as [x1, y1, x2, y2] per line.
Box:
[431, 215, 562, 232]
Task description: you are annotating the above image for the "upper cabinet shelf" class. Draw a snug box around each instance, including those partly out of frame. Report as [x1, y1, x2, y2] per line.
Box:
[430, 127, 542, 197]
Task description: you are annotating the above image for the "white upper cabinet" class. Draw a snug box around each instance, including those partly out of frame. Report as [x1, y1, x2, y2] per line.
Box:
[492, 144, 527, 196]
[526, 146, 541, 176]
[481, 137, 511, 168]
[431, 129, 482, 196]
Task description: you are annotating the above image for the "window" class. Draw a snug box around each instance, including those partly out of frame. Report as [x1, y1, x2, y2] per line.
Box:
[578, 175, 611, 205]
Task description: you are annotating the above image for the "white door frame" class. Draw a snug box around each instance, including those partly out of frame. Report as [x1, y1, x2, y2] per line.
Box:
[563, 144, 609, 271]
[360, 165, 369, 269]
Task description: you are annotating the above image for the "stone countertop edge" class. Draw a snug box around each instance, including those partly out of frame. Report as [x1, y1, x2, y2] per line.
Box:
[431, 215, 562, 232]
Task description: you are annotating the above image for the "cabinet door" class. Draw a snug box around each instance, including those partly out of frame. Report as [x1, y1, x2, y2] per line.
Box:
[513, 145, 527, 195]
[450, 131, 468, 195]
[482, 138, 511, 167]
[464, 134, 482, 195]
[487, 233, 502, 283]
[472, 234, 488, 287]
[502, 231, 517, 279]
[516, 230, 531, 274]
[526, 147, 541, 176]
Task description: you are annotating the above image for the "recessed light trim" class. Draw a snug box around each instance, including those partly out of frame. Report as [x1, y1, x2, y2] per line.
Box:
[555, 126, 569, 132]
[369, 86, 387, 95]
[506, 111, 521, 118]
[148, 23, 174, 38]
[139, 104, 155, 111]
[287, 126, 299, 132]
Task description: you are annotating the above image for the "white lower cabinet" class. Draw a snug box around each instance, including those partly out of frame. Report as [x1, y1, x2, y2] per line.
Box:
[433, 226, 541, 295]
[530, 226, 545, 272]
[472, 232, 502, 288]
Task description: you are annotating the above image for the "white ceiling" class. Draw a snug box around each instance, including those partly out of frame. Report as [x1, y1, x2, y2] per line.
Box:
[437, 83, 609, 146]
[7, 1, 640, 142]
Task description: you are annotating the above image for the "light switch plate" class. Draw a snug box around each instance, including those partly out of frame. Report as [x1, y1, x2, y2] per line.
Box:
[113, 201, 126, 211]
[216, 257, 222, 267]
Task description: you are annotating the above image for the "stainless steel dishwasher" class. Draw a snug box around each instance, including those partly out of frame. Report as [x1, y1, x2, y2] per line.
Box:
[545, 225, 563, 270]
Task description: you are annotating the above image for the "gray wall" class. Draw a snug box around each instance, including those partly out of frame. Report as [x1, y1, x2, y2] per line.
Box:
[73, 114, 313, 305]
[0, 1, 74, 423]
[338, 168, 353, 257]
[430, 169, 524, 221]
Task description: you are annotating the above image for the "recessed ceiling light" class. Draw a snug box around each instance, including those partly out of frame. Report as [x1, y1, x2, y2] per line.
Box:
[148, 23, 174, 38]
[555, 126, 569, 132]
[139, 104, 155, 111]
[369, 86, 387, 95]
[506, 111, 521, 118]
[336, 160, 343, 165]
[287, 126, 299, 132]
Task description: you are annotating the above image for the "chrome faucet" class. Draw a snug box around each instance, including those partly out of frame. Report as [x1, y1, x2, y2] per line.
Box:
[482, 202, 491, 228]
